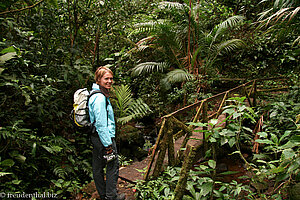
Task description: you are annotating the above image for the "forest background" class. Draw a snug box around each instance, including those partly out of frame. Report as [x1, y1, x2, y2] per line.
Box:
[0, 0, 299, 199]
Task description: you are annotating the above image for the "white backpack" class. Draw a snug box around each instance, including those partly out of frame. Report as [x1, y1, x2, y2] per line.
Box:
[71, 88, 103, 130]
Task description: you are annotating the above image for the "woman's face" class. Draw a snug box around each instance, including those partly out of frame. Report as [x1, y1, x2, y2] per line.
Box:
[99, 72, 113, 89]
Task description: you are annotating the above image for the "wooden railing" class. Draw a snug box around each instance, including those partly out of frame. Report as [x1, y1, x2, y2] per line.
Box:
[143, 77, 289, 199]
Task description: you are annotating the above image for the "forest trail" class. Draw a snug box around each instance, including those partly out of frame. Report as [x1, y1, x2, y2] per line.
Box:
[118, 112, 226, 183]
[79, 113, 226, 200]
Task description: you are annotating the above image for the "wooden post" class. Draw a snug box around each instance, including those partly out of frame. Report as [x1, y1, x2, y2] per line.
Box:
[192, 100, 204, 123]
[242, 84, 253, 107]
[202, 101, 208, 152]
[170, 116, 194, 164]
[144, 118, 166, 180]
[152, 119, 169, 178]
[167, 120, 175, 166]
[216, 91, 228, 118]
[174, 145, 196, 200]
[253, 80, 257, 107]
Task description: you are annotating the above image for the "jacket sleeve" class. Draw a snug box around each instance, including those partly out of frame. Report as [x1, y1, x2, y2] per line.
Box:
[89, 93, 112, 147]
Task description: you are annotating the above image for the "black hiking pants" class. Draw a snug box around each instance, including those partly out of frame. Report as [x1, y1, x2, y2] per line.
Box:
[91, 135, 119, 200]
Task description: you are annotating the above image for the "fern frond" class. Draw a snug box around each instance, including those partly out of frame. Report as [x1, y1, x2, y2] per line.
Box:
[128, 98, 151, 117]
[117, 98, 151, 125]
[164, 69, 194, 84]
[131, 62, 170, 76]
[113, 85, 133, 113]
[53, 166, 67, 179]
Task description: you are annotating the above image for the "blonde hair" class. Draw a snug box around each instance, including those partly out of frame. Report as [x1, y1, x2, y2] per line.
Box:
[95, 66, 113, 84]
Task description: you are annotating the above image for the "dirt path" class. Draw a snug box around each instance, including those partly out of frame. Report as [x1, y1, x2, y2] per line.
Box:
[78, 113, 226, 200]
[77, 178, 136, 200]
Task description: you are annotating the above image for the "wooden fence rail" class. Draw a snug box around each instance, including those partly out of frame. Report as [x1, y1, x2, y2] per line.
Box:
[143, 77, 289, 197]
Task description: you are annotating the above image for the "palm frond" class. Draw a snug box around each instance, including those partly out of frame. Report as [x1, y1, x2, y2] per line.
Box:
[164, 69, 194, 84]
[292, 36, 300, 47]
[215, 39, 246, 55]
[257, 7, 274, 21]
[158, 1, 188, 11]
[258, 0, 299, 27]
[274, 0, 294, 9]
[131, 20, 166, 35]
[160, 77, 172, 90]
[214, 15, 245, 40]
[131, 62, 170, 76]
[206, 39, 246, 67]
[258, 6, 300, 28]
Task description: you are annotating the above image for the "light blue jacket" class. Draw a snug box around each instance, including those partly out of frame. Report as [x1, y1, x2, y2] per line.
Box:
[88, 83, 115, 147]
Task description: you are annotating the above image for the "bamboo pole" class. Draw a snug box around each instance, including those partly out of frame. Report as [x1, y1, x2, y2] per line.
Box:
[144, 118, 166, 180]
[174, 145, 196, 200]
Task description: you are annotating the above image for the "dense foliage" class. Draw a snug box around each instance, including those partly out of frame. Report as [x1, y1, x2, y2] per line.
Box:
[0, 0, 299, 199]
[135, 89, 300, 199]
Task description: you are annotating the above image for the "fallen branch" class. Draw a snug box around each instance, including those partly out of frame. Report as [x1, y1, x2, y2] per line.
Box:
[0, 0, 45, 16]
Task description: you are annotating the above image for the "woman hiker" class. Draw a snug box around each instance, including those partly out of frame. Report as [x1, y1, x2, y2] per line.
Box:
[89, 66, 125, 200]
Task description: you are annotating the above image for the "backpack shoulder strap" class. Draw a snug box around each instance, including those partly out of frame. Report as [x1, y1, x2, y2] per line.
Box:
[88, 90, 109, 108]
